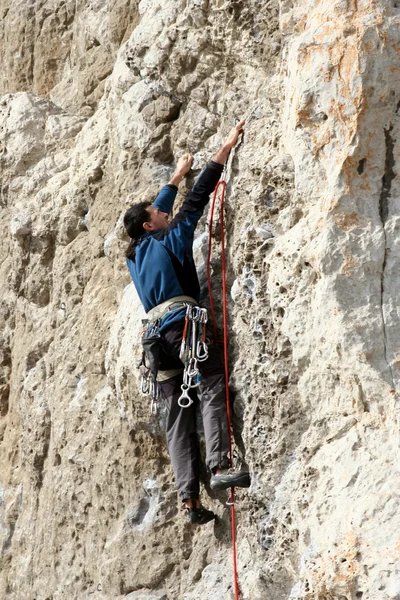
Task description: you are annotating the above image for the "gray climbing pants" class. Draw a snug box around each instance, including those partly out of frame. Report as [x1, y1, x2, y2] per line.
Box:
[158, 322, 230, 501]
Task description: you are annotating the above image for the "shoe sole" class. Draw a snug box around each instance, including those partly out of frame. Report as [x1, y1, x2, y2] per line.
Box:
[189, 515, 216, 525]
[210, 472, 251, 491]
[188, 510, 216, 525]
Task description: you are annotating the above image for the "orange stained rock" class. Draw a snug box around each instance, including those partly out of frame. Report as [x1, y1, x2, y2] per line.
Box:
[334, 211, 360, 231]
[312, 21, 338, 43]
[341, 157, 359, 192]
[341, 148, 370, 191]
[295, 95, 314, 128]
[390, 66, 400, 78]
[308, 531, 360, 590]
[323, 197, 341, 213]
[395, 537, 400, 553]
[393, 39, 400, 57]
[312, 128, 331, 156]
[337, 43, 358, 82]
[333, 0, 385, 24]
[329, 98, 359, 136]
[296, 44, 316, 70]
[294, 14, 308, 34]
[324, 66, 334, 83]
[341, 252, 358, 277]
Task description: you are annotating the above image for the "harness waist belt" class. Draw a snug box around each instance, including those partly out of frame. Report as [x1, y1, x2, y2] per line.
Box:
[147, 295, 197, 322]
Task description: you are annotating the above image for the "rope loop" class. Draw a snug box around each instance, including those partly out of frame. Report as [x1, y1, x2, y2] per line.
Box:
[206, 173, 240, 600]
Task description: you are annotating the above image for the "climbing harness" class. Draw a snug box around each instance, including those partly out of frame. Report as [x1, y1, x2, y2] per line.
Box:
[139, 298, 208, 413]
[177, 305, 209, 408]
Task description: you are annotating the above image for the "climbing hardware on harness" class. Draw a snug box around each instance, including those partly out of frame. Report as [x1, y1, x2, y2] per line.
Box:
[177, 305, 209, 408]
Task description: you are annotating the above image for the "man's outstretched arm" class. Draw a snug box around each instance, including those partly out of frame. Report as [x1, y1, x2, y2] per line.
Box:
[212, 118, 246, 165]
[153, 153, 193, 214]
[168, 153, 193, 187]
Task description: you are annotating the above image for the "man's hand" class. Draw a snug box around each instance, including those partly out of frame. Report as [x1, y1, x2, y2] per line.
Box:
[223, 119, 246, 151]
[176, 153, 193, 176]
[168, 153, 193, 186]
[213, 118, 246, 165]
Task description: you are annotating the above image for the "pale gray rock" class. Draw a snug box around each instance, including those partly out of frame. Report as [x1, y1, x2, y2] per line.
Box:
[125, 592, 167, 600]
[9, 212, 32, 239]
[0, 1, 400, 600]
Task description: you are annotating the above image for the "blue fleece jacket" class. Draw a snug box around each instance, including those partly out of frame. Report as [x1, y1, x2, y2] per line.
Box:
[126, 161, 224, 331]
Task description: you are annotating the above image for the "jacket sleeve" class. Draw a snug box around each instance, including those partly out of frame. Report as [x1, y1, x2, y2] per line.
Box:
[152, 184, 178, 215]
[153, 161, 223, 262]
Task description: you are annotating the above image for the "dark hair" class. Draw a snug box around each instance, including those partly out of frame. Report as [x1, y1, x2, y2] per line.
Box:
[124, 201, 151, 259]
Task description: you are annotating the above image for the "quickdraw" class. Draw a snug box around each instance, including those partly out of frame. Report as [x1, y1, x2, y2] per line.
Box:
[139, 319, 161, 415]
[139, 364, 159, 415]
[177, 305, 209, 408]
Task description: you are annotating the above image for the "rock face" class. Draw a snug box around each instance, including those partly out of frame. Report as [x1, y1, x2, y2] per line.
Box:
[1, 1, 400, 599]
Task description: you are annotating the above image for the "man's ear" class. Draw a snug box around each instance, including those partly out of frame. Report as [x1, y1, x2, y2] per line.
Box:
[143, 221, 152, 232]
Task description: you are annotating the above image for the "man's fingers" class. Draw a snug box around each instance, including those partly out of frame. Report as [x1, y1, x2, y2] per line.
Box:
[183, 154, 193, 168]
[176, 153, 193, 175]
[235, 119, 246, 137]
[224, 119, 246, 149]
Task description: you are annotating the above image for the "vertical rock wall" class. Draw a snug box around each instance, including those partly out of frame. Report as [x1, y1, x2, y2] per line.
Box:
[1, 1, 400, 599]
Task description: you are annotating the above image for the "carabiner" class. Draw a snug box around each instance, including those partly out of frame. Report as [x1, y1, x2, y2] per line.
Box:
[199, 308, 208, 324]
[192, 307, 201, 322]
[141, 376, 150, 395]
[150, 398, 158, 415]
[196, 340, 208, 361]
[226, 492, 235, 506]
[187, 357, 199, 377]
[185, 304, 194, 320]
[183, 368, 200, 389]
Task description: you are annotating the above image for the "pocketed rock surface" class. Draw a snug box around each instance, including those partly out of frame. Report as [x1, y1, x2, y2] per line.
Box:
[1, 1, 400, 599]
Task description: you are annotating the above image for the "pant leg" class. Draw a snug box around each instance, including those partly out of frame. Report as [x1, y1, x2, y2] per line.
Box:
[196, 343, 230, 473]
[159, 323, 200, 501]
[159, 375, 200, 501]
[161, 322, 230, 487]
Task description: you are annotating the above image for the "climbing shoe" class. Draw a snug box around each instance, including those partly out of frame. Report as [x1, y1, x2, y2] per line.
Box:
[210, 469, 251, 491]
[186, 506, 216, 525]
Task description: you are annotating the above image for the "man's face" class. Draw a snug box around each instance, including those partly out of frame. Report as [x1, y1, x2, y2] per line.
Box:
[144, 206, 169, 231]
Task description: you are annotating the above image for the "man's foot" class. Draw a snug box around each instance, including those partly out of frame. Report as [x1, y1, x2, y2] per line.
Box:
[210, 468, 251, 491]
[186, 505, 216, 525]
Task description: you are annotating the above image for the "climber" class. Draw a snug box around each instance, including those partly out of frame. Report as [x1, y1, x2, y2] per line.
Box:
[123, 119, 250, 525]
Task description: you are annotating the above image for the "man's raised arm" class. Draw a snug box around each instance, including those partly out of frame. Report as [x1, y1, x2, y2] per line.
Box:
[168, 153, 193, 187]
[212, 118, 246, 165]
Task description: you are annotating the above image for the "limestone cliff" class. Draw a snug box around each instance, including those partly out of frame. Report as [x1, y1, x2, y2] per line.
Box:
[1, 1, 400, 599]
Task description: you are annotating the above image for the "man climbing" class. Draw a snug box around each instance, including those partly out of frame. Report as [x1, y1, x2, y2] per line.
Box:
[124, 120, 250, 525]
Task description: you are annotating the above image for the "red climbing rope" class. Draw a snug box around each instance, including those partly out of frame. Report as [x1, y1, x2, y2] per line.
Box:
[206, 177, 240, 600]
[206, 184, 220, 345]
